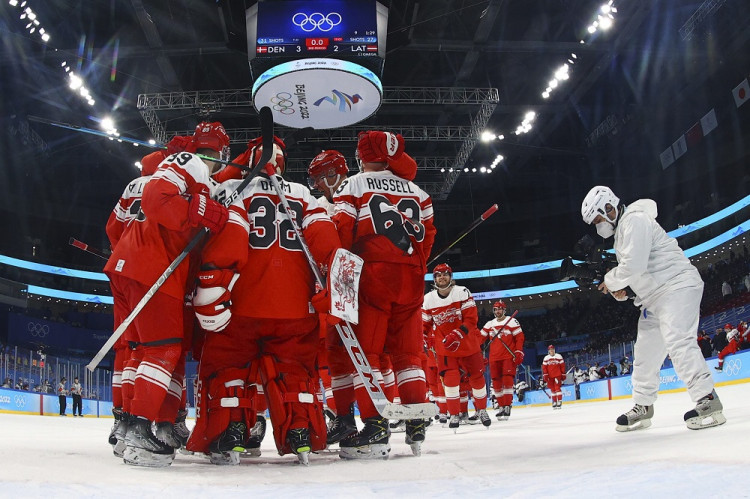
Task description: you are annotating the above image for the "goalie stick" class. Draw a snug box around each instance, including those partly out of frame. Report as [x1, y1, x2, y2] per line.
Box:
[86, 107, 275, 372]
[69, 238, 109, 261]
[427, 204, 498, 266]
[262, 163, 438, 420]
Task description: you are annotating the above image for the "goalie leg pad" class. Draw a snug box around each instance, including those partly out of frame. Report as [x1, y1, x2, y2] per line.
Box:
[187, 366, 254, 454]
[259, 356, 327, 456]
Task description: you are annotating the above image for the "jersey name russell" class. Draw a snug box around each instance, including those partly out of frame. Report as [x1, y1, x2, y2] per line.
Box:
[364, 177, 415, 194]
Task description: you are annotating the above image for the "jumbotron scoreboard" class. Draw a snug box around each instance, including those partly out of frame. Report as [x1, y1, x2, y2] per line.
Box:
[247, 0, 388, 129]
[247, 0, 388, 79]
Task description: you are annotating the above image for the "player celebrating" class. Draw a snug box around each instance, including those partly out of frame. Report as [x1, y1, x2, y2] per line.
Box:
[715, 323, 740, 372]
[104, 122, 231, 467]
[423, 263, 491, 430]
[186, 136, 341, 466]
[481, 300, 524, 420]
[542, 345, 565, 409]
[306, 150, 358, 445]
[332, 130, 436, 459]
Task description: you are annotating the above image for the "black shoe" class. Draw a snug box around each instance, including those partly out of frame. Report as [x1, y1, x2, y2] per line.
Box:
[327, 413, 357, 445]
[210, 421, 247, 453]
[125, 417, 174, 455]
[340, 417, 389, 448]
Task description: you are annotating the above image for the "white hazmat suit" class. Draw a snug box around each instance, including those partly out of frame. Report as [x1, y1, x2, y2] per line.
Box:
[604, 199, 714, 405]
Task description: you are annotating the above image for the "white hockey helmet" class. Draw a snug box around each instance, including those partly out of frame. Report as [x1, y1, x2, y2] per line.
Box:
[581, 186, 620, 224]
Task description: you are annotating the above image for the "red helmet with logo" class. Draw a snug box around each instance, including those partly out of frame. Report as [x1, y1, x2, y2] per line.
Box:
[246, 135, 287, 174]
[433, 263, 452, 279]
[192, 122, 230, 162]
[307, 150, 348, 189]
[493, 300, 506, 311]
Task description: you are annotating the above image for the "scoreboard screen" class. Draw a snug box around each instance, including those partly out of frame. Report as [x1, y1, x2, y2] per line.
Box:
[247, 0, 387, 79]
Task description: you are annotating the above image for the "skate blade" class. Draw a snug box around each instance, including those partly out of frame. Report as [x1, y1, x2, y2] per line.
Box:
[123, 447, 175, 468]
[390, 427, 406, 433]
[615, 419, 652, 432]
[466, 420, 480, 425]
[241, 447, 262, 457]
[339, 443, 391, 460]
[296, 451, 310, 466]
[209, 450, 241, 465]
[686, 411, 727, 430]
[408, 441, 422, 457]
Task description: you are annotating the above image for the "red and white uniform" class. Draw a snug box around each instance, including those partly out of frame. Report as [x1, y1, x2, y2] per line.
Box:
[542, 353, 566, 405]
[717, 328, 740, 369]
[332, 169, 436, 419]
[423, 286, 488, 415]
[188, 175, 340, 455]
[481, 316, 524, 407]
[104, 151, 215, 423]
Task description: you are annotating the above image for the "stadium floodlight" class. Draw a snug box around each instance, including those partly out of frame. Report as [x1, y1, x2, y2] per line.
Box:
[480, 130, 495, 142]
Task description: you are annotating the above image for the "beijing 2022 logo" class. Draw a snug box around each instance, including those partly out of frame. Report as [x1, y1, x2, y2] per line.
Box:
[314, 90, 363, 112]
[292, 12, 342, 32]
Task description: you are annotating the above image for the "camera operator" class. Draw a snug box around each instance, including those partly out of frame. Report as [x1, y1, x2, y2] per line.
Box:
[580, 186, 724, 432]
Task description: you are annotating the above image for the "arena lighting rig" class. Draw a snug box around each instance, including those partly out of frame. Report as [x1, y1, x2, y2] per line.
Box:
[4, 195, 749, 304]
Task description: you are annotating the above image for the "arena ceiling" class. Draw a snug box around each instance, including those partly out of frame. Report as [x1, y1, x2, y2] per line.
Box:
[1, 0, 749, 271]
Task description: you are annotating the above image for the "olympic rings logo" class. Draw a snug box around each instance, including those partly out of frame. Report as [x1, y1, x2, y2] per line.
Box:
[14, 395, 26, 408]
[27, 322, 49, 338]
[292, 12, 342, 32]
[724, 358, 741, 377]
[271, 92, 295, 115]
[586, 386, 595, 396]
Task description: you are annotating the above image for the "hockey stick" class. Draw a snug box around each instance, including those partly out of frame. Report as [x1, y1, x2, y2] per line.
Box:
[481, 309, 519, 356]
[69, 238, 109, 261]
[521, 365, 551, 399]
[262, 163, 437, 420]
[427, 204, 498, 266]
[27, 115, 255, 172]
[86, 107, 275, 372]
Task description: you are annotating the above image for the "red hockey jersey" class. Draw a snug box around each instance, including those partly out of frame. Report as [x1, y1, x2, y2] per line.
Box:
[331, 170, 435, 270]
[542, 353, 566, 380]
[481, 316, 524, 362]
[103, 151, 215, 300]
[202, 175, 341, 319]
[422, 285, 481, 357]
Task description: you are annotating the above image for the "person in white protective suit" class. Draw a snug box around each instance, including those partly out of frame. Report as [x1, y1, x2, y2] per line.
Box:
[581, 186, 725, 432]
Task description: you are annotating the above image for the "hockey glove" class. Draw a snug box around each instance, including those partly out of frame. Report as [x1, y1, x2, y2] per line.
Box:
[192, 269, 239, 332]
[357, 131, 405, 163]
[513, 351, 524, 366]
[166, 135, 193, 155]
[443, 325, 469, 353]
[311, 289, 341, 326]
[188, 193, 229, 233]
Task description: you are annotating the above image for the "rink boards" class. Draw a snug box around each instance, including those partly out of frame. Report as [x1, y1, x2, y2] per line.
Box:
[1, 350, 749, 416]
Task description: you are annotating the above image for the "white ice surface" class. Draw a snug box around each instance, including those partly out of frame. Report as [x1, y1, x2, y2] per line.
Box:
[1, 383, 749, 498]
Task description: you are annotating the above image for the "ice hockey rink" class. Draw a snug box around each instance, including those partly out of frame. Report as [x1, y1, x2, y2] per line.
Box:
[0, 382, 748, 498]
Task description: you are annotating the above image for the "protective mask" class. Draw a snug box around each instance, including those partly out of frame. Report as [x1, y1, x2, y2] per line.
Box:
[595, 221, 615, 239]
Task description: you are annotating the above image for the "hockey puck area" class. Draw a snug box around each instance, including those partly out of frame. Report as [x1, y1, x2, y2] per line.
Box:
[0, 382, 748, 495]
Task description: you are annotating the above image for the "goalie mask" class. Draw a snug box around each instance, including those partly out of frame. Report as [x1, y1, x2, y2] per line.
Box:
[248, 135, 287, 175]
[307, 150, 348, 190]
[192, 122, 231, 163]
[581, 186, 620, 239]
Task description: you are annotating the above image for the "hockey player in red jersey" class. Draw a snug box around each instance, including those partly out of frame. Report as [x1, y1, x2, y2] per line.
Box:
[542, 345, 566, 409]
[481, 300, 524, 421]
[331, 130, 435, 459]
[423, 263, 491, 430]
[186, 136, 341, 466]
[104, 122, 231, 467]
[105, 135, 194, 457]
[715, 323, 741, 372]
[306, 150, 358, 445]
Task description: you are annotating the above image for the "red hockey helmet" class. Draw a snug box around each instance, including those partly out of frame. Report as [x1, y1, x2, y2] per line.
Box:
[548, 344, 555, 351]
[433, 263, 452, 279]
[493, 300, 506, 311]
[192, 122, 230, 162]
[724, 323, 733, 330]
[247, 135, 287, 174]
[307, 150, 348, 189]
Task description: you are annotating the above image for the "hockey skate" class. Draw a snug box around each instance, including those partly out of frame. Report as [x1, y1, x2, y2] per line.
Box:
[466, 413, 481, 425]
[615, 404, 653, 432]
[404, 419, 427, 457]
[339, 416, 390, 460]
[684, 390, 726, 430]
[448, 414, 460, 432]
[477, 409, 491, 427]
[458, 412, 469, 425]
[389, 419, 406, 433]
[209, 421, 246, 466]
[112, 410, 131, 458]
[155, 410, 190, 452]
[553, 401, 562, 410]
[286, 428, 312, 465]
[438, 413, 447, 426]
[109, 407, 123, 455]
[123, 416, 175, 468]
[242, 415, 266, 457]
[714, 366, 723, 372]
[496, 406, 511, 421]
[326, 413, 357, 446]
